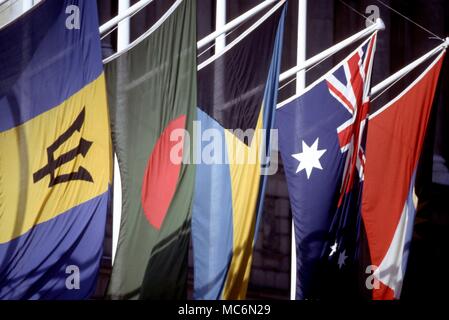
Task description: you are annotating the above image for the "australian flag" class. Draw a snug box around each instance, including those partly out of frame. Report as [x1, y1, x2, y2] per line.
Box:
[276, 34, 377, 299]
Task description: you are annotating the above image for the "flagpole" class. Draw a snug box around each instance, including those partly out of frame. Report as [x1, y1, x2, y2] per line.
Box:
[103, 0, 183, 64]
[198, 0, 285, 71]
[0, 0, 39, 29]
[215, 0, 226, 53]
[99, 0, 154, 35]
[370, 37, 449, 96]
[117, 0, 131, 50]
[280, 18, 385, 83]
[112, 0, 130, 266]
[99, 0, 277, 51]
[198, 0, 276, 50]
[290, 0, 307, 300]
[22, 0, 34, 11]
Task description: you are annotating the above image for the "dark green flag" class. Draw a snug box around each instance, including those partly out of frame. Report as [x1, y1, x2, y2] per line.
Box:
[105, 0, 196, 299]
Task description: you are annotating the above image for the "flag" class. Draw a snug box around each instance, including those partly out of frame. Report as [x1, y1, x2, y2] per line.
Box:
[0, 0, 112, 299]
[276, 34, 377, 299]
[105, 0, 196, 299]
[361, 51, 446, 300]
[192, 3, 286, 300]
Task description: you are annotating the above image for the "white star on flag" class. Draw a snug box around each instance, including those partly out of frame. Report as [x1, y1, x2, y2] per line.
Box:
[338, 250, 348, 269]
[329, 242, 337, 257]
[292, 138, 327, 179]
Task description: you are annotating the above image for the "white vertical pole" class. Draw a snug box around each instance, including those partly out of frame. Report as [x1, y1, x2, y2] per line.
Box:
[291, 0, 307, 300]
[112, 160, 122, 265]
[215, 0, 226, 53]
[22, 0, 34, 11]
[117, 0, 131, 51]
[112, 0, 130, 265]
[213, 1, 226, 120]
[296, 1, 307, 93]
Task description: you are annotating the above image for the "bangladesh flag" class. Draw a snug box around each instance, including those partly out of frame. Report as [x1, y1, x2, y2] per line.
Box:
[105, 0, 196, 299]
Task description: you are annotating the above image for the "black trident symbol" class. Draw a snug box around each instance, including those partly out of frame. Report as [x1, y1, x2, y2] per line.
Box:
[33, 107, 94, 187]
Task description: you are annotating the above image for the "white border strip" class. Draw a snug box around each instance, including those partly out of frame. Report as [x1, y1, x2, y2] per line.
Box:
[276, 34, 376, 109]
[369, 49, 446, 120]
[197, 0, 286, 71]
[103, 0, 183, 64]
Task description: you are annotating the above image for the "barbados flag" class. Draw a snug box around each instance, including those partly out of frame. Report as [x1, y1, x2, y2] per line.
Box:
[0, 0, 112, 299]
[192, 2, 286, 299]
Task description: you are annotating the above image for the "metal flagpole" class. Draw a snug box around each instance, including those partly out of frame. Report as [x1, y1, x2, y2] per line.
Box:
[215, 0, 226, 53]
[370, 37, 449, 96]
[198, 0, 285, 71]
[280, 18, 385, 82]
[117, 0, 131, 51]
[99, 0, 277, 52]
[199, 0, 275, 50]
[0, 0, 39, 28]
[112, 0, 130, 265]
[291, 0, 307, 300]
[22, 0, 34, 11]
[99, 0, 154, 35]
[277, 18, 384, 108]
[103, 0, 183, 64]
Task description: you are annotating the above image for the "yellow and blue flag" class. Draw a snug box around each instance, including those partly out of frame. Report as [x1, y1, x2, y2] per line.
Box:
[192, 2, 286, 299]
[0, 0, 112, 299]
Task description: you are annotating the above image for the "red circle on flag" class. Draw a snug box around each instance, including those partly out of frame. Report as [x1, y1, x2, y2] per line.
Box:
[141, 115, 186, 229]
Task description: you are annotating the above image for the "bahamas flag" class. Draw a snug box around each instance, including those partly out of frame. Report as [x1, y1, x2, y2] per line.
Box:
[0, 0, 112, 299]
[192, 2, 286, 299]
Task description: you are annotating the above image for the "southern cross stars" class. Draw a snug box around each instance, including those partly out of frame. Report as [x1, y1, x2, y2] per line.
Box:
[330, 241, 348, 269]
[292, 138, 327, 179]
[338, 250, 347, 269]
[329, 242, 337, 257]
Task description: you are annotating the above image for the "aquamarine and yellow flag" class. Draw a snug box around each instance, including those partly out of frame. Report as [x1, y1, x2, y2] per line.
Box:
[192, 2, 286, 299]
[0, 0, 112, 299]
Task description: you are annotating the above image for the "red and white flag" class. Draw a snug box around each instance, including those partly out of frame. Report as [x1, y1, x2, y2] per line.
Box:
[362, 50, 446, 299]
